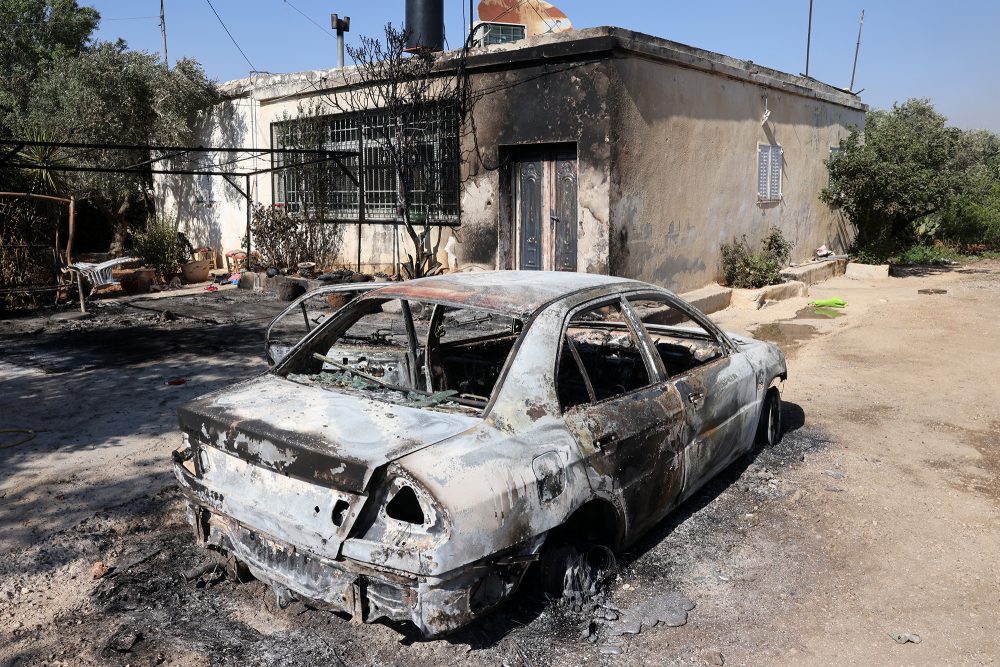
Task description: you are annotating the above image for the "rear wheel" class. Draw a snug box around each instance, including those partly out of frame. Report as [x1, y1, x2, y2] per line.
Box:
[755, 387, 782, 449]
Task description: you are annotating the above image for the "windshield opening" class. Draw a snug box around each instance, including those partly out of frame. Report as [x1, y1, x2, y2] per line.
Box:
[277, 297, 524, 415]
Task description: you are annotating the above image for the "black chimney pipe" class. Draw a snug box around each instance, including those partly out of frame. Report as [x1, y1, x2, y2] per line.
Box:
[404, 0, 444, 52]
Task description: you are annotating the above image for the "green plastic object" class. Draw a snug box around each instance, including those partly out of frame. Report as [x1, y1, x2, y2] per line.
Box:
[811, 298, 848, 308]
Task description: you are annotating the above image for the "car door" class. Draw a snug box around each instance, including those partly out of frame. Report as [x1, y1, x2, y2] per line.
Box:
[624, 293, 757, 497]
[559, 298, 687, 542]
[264, 283, 389, 365]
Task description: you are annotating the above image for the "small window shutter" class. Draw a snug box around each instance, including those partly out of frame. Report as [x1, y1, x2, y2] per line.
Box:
[770, 145, 782, 199]
[757, 145, 769, 199]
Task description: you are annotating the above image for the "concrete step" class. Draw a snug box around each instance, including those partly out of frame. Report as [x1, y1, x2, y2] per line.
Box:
[732, 280, 809, 309]
[845, 262, 890, 279]
[779, 258, 847, 285]
[680, 284, 733, 315]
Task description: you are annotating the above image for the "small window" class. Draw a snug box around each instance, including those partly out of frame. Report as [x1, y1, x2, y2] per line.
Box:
[757, 143, 782, 202]
[626, 295, 724, 378]
[556, 302, 651, 411]
[477, 22, 527, 46]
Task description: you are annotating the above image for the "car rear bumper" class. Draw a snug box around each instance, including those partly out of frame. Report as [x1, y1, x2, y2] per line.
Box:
[181, 499, 532, 637]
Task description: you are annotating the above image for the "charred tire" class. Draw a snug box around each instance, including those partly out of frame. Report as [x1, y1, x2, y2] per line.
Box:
[755, 387, 782, 449]
[538, 540, 616, 596]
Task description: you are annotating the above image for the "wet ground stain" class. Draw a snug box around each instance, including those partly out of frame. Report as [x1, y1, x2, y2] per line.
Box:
[793, 306, 845, 320]
[748, 322, 818, 348]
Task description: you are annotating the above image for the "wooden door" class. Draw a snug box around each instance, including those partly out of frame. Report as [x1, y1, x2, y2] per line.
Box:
[512, 147, 577, 271]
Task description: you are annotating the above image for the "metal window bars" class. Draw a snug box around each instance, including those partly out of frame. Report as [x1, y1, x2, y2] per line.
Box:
[271, 105, 460, 226]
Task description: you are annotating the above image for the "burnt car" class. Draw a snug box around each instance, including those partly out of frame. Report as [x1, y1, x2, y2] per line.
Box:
[172, 271, 785, 637]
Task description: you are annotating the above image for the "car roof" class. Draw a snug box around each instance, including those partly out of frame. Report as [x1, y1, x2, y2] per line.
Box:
[367, 271, 647, 317]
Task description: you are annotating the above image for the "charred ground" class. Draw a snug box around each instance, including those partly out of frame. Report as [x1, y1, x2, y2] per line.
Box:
[3, 262, 999, 666]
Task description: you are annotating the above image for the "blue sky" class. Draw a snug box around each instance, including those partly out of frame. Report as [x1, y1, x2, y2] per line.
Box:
[88, 1, 1000, 131]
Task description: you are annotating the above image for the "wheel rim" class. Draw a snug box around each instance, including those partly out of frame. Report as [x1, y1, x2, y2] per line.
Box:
[768, 397, 781, 445]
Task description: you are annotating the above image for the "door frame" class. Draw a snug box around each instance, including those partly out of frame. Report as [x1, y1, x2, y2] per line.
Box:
[498, 142, 578, 271]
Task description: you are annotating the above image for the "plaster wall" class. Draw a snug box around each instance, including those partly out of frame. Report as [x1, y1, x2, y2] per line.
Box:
[607, 57, 864, 292]
[153, 94, 266, 261]
[155, 85, 436, 274]
[454, 60, 613, 274]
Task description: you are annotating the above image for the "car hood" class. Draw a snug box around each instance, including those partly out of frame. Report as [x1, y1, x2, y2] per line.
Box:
[177, 374, 481, 493]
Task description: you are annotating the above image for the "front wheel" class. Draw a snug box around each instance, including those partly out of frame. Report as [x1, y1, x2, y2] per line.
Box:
[755, 387, 782, 449]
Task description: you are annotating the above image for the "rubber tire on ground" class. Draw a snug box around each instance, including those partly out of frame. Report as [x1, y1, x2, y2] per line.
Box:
[755, 387, 782, 449]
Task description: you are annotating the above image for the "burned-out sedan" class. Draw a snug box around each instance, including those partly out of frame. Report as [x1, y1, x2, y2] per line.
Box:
[172, 271, 785, 636]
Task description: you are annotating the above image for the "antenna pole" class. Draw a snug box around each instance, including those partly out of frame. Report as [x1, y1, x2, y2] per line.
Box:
[850, 9, 865, 91]
[470, 0, 474, 43]
[159, 0, 168, 70]
[805, 0, 813, 78]
[331, 14, 351, 69]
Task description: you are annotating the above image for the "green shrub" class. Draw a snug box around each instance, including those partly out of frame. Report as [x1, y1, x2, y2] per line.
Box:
[248, 203, 344, 269]
[720, 228, 792, 289]
[891, 242, 964, 266]
[134, 213, 179, 277]
[936, 197, 1000, 250]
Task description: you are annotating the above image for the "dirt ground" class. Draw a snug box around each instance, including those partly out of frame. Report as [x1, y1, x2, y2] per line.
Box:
[1, 263, 998, 666]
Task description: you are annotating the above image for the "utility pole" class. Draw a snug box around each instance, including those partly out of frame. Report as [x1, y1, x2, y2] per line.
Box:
[331, 14, 350, 68]
[159, 0, 168, 69]
[850, 9, 865, 91]
[804, 0, 813, 78]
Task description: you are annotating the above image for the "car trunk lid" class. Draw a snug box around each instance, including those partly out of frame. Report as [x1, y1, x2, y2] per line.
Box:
[177, 374, 481, 494]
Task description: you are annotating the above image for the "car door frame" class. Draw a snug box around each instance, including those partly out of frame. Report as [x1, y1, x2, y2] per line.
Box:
[621, 289, 757, 498]
[557, 293, 689, 544]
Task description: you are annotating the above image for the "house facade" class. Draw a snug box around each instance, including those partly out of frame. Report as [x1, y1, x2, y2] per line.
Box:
[155, 27, 865, 293]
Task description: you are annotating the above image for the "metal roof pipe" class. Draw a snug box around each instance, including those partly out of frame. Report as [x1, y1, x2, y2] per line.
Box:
[404, 0, 444, 52]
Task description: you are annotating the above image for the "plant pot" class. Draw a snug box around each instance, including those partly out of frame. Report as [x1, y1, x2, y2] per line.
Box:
[181, 259, 211, 284]
[326, 293, 352, 310]
[132, 268, 156, 294]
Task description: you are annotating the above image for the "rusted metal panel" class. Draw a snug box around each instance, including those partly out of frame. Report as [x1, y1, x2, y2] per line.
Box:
[370, 271, 641, 318]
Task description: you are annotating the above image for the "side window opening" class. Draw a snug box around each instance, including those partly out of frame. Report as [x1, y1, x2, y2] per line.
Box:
[557, 302, 651, 411]
[428, 306, 522, 402]
[625, 295, 724, 378]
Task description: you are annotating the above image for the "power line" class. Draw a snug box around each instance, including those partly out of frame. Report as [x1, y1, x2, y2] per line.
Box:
[281, 0, 336, 38]
[203, 0, 257, 72]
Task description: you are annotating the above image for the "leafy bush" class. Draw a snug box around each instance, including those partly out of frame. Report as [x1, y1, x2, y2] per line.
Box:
[893, 242, 964, 266]
[134, 213, 179, 277]
[248, 204, 344, 269]
[720, 228, 792, 289]
[936, 196, 1000, 250]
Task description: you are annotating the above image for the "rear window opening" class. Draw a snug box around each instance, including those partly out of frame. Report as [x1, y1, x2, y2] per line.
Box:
[279, 298, 523, 416]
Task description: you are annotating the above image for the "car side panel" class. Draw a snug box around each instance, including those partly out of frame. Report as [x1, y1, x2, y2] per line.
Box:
[674, 352, 758, 496]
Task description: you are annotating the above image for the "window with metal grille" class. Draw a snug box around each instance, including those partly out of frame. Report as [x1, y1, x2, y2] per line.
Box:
[477, 22, 526, 46]
[271, 105, 459, 225]
[757, 143, 782, 202]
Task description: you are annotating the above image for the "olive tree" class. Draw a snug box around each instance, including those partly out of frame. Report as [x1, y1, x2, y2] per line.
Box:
[16, 43, 218, 250]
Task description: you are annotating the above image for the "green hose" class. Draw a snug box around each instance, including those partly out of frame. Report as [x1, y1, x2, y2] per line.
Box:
[0, 428, 36, 449]
[810, 297, 848, 308]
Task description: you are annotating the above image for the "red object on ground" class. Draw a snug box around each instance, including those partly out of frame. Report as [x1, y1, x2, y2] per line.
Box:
[164, 378, 188, 386]
[205, 285, 219, 292]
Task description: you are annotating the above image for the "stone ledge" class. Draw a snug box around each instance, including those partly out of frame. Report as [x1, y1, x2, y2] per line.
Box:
[732, 280, 809, 310]
[779, 258, 847, 286]
[845, 262, 890, 280]
[679, 284, 733, 316]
